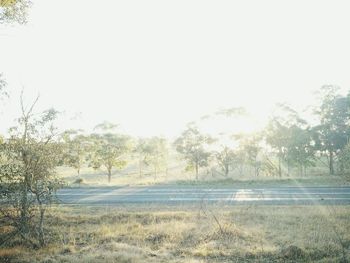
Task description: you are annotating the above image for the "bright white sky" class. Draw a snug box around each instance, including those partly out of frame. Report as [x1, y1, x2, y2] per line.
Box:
[1, 0, 350, 138]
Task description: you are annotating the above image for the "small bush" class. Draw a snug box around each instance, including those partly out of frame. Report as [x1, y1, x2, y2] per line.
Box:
[280, 245, 306, 260]
[73, 178, 84, 185]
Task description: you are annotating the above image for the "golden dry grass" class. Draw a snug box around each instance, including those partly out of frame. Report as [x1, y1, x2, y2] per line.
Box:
[1, 205, 350, 262]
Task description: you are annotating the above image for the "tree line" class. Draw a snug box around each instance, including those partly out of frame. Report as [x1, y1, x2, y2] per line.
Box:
[61, 125, 168, 183]
[3, 85, 350, 186]
[47, 86, 349, 182]
[1, 81, 350, 247]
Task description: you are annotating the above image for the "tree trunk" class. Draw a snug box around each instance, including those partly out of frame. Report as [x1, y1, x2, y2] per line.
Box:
[278, 157, 282, 177]
[195, 163, 199, 180]
[224, 164, 229, 177]
[20, 182, 29, 240]
[239, 164, 243, 176]
[154, 166, 157, 180]
[329, 150, 335, 175]
[38, 205, 45, 247]
[139, 158, 143, 178]
[20, 167, 30, 241]
[19, 123, 32, 244]
[107, 168, 112, 183]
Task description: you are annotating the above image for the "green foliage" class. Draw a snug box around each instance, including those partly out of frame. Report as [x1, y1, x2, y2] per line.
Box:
[134, 138, 150, 177]
[265, 118, 289, 176]
[265, 104, 315, 176]
[174, 124, 213, 179]
[313, 86, 350, 174]
[62, 130, 89, 176]
[338, 143, 350, 173]
[214, 146, 237, 176]
[136, 137, 168, 178]
[235, 133, 262, 176]
[88, 124, 132, 182]
[284, 125, 315, 175]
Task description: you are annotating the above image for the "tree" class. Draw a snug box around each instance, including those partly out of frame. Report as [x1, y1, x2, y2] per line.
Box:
[313, 86, 350, 175]
[214, 146, 237, 176]
[89, 124, 131, 183]
[0, 0, 32, 24]
[134, 138, 149, 178]
[265, 117, 289, 177]
[0, 94, 63, 247]
[134, 137, 168, 179]
[338, 142, 350, 173]
[61, 129, 89, 176]
[146, 137, 168, 179]
[174, 125, 213, 180]
[235, 133, 262, 177]
[284, 125, 315, 176]
[265, 104, 316, 177]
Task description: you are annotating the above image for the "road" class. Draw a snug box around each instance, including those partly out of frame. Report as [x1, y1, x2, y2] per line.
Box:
[56, 186, 350, 205]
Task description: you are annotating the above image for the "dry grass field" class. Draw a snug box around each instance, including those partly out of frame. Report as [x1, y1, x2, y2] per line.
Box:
[1, 204, 349, 263]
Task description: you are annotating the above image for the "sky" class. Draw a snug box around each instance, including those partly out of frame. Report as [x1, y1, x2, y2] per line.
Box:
[0, 0, 350, 138]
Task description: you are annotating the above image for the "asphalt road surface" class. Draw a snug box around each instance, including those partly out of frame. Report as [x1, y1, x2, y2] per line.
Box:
[57, 186, 350, 205]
